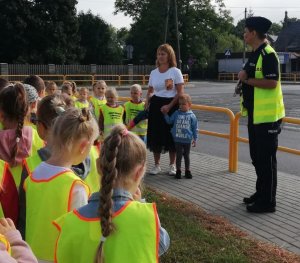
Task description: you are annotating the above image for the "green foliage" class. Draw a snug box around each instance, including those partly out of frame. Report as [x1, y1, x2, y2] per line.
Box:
[269, 23, 282, 35]
[78, 12, 123, 64]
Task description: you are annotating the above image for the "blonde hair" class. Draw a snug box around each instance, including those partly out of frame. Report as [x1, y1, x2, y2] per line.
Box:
[156, 43, 177, 68]
[93, 80, 107, 90]
[94, 124, 146, 263]
[79, 87, 89, 94]
[50, 107, 99, 154]
[179, 94, 192, 104]
[130, 84, 142, 93]
[105, 87, 118, 99]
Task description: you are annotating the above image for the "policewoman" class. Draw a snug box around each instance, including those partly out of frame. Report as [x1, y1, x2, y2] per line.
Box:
[238, 16, 285, 213]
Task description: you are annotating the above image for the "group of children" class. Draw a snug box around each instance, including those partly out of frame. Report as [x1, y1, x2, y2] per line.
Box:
[0, 74, 198, 262]
[0, 76, 172, 263]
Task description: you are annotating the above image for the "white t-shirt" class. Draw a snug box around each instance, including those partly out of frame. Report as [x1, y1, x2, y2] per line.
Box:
[148, 67, 184, 98]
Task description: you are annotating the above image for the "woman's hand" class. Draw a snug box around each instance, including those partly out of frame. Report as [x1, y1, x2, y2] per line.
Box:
[0, 218, 16, 236]
[161, 104, 170, 114]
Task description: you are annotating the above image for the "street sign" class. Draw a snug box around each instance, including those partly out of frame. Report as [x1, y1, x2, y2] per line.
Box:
[224, 49, 231, 57]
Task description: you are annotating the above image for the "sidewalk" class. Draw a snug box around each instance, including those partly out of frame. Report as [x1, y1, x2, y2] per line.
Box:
[145, 151, 300, 255]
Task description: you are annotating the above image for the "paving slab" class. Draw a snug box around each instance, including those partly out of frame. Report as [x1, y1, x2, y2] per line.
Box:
[145, 151, 300, 255]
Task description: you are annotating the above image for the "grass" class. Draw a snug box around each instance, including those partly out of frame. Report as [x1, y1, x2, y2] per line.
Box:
[144, 187, 300, 263]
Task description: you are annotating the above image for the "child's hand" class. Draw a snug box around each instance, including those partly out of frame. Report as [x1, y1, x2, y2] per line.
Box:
[192, 140, 196, 147]
[0, 218, 16, 236]
[133, 187, 142, 201]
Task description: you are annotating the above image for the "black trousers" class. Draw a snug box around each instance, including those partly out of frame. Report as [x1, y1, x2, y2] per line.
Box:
[248, 118, 282, 206]
[175, 142, 191, 171]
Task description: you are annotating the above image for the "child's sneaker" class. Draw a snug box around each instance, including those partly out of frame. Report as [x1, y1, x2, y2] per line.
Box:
[185, 170, 192, 179]
[149, 165, 161, 175]
[169, 164, 176, 175]
[175, 170, 182, 179]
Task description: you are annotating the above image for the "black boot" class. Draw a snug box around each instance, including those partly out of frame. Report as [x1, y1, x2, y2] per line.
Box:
[246, 202, 276, 213]
[175, 170, 182, 179]
[185, 170, 192, 179]
[243, 192, 259, 204]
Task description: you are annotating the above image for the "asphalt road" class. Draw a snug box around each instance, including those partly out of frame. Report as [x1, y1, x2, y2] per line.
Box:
[118, 81, 300, 176]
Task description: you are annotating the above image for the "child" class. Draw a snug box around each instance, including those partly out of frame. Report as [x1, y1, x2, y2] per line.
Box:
[23, 75, 46, 99]
[23, 84, 39, 127]
[0, 83, 44, 222]
[54, 124, 170, 263]
[74, 87, 92, 110]
[164, 94, 198, 179]
[0, 217, 38, 263]
[124, 84, 147, 142]
[99, 87, 124, 139]
[24, 107, 98, 262]
[61, 81, 73, 98]
[45, 81, 58, 96]
[70, 81, 78, 100]
[90, 80, 107, 121]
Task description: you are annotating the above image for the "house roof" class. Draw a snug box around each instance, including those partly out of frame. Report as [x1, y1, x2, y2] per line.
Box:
[275, 21, 300, 52]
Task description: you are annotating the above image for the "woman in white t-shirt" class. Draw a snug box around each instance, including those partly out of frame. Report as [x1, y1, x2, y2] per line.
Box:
[146, 44, 184, 175]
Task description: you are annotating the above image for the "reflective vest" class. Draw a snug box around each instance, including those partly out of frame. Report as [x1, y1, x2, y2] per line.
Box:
[241, 45, 285, 124]
[124, 101, 147, 136]
[23, 152, 42, 175]
[101, 104, 124, 138]
[0, 234, 11, 255]
[24, 170, 90, 261]
[90, 97, 106, 120]
[0, 160, 8, 218]
[74, 100, 90, 110]
[84, 146, 100, 193]
[54, 201, 159, 263]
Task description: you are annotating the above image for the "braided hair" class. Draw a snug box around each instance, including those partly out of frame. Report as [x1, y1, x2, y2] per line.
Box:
[0, 82, 28, 163]
[94, 124, 147, 263]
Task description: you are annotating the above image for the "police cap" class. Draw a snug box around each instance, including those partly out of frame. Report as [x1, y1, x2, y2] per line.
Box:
[245, 16, 272, 34]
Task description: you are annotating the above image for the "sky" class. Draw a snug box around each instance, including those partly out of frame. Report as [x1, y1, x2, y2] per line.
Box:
[76, 0, 300, 29]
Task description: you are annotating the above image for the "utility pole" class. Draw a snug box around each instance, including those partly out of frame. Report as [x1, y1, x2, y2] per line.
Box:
[243, 8, 247, 64]
[164, 0, 170, 43]
[174, 0, 181, 70]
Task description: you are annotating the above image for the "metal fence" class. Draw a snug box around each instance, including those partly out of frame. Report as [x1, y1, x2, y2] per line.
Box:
[6, 64, 156, 75]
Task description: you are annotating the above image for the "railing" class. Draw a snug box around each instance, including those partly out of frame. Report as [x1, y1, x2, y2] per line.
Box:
[232, 112, 300, 172]
[218, 72, 300, 82]
[0, 74, 189, 86]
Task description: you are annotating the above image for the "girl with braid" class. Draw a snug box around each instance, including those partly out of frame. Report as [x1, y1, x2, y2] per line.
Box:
[24, 107, 98, 263]
[0, 83, 43, 224]
[54, 124, 169, 263]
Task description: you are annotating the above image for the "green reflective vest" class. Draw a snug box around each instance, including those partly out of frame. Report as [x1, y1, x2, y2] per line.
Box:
[0, 160, 8, 218]
[54, 201, 159, 263]
[74, 100, 90, 110]
[241, 45, 285, 124]
[90, 97, 106, 120]
[25, 171, 90, 261]
[101, 104, 124, 138]
[0, 234, 11, 255]
[84, 146, 100, 193]
[124, 101, 147, 136]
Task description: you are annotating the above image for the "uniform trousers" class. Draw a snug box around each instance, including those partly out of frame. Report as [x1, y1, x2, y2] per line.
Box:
[247, 118, 282, 206]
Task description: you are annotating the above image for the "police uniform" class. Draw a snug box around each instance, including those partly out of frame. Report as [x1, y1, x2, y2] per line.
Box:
[241, 17, 285, 213]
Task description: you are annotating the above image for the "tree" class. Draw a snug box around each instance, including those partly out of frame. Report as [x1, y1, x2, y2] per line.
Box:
[27, 0, 80, 64]
[78, 11, 123, 64]
[0, 0, 32, 63]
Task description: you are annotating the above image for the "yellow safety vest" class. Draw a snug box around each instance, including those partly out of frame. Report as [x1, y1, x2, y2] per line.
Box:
[0, 234, 11, 255]
[241, 45, 285, 124]
[124, 101, 147, 136]
[0, 160, 9, 218]
[23, 152, 42, 175]
[74, 100, 90, 110]
[84, 146, 101, 193]
[90, 97, 106, 120]
[101, 104, 124, 138]
[24, 170, 90, 261]
[54, 201, 159, 263]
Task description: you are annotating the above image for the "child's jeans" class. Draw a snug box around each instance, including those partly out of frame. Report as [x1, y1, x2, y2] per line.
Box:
[175, 142, 191, 171]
